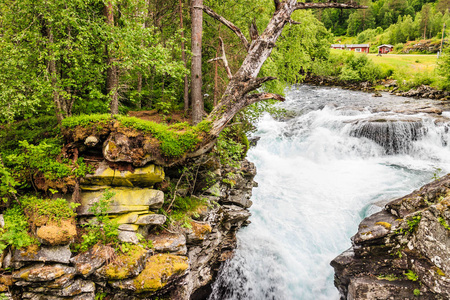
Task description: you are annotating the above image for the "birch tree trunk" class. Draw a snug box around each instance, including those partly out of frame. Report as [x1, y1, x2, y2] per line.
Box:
[191, 0, 204, 124]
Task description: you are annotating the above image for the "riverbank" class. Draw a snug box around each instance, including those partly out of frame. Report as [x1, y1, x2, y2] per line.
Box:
[303, 74, 450, 101]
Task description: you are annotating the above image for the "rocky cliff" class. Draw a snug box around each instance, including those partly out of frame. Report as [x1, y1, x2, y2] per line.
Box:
[0, 134, 257, 299]
[332, 175, 450, 299]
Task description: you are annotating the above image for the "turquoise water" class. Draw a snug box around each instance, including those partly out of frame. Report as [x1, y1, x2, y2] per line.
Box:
[209, 85, 450, 300]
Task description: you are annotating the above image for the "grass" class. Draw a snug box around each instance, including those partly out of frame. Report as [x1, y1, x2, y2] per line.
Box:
[367, 53, 437, 73]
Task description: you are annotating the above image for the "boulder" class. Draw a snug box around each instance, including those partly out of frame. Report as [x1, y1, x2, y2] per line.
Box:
[185, 221, 212, 245]
[76, 188, 164, 215]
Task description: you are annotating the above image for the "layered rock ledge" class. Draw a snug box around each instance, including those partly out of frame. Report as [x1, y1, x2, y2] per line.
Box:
[0, 154, 257, 300]
[332, 174, 450, 299]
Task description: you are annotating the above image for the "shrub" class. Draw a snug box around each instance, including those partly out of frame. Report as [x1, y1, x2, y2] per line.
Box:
[0, 206, 38, 253]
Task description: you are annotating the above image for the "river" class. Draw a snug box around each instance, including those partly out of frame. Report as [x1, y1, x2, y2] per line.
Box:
[208, 85, 450, 300]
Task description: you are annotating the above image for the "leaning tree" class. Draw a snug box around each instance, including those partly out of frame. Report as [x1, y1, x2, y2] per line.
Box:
[190, 0, 366, 154]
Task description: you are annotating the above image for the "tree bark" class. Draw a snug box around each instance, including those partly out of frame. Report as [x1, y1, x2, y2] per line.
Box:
[191, 0, 204, 124]
[203, 0, 366, 139]
[179, 0, 189, 114]
[105, 1, 119, 116]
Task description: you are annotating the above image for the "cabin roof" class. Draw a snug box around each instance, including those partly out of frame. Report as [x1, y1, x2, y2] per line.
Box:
[331, 44, 370, 48]
[377, 44, 394, 48]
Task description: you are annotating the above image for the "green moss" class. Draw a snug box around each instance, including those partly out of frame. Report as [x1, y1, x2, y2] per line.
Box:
[21, 195, 77, 224]
[104, 244, 146, 280]
[60, 114, 111, 128]
[438, 216, 450, 231]
[132, 254, 188, 293]
[0, 206, 39, 253]
[62, 114, 212, 158]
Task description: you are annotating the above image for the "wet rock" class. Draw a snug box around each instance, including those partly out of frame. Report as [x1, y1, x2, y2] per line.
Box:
[70, 245, 115, 278]
[76, 188, 164, 215]
[333, 175, 450, 300]
[13, 245, 72, 265]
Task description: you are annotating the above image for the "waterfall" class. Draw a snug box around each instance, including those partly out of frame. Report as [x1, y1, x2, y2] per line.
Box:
[208, 85, 450, 300]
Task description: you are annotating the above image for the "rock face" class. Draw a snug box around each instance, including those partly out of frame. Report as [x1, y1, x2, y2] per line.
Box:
[332, 175, 450, 299]
[1, 156, 257, 300]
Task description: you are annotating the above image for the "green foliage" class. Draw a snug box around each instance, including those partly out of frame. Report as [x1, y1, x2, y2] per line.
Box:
[0, 206, 38, 253]
[0, 157, 18, 202]
[60, 114, 111, 128]
[432, 167, 443, 180]
[0, 116, 60, 152]
[407, 214, 422, 232]
[75, 190, 118, 252]
[95, 292, 108, 300]
[215, 127, 247, 168]
[5, 140, 93, 188]
[163, 195, 208, 228]
[438, 216, 450, 231]
[414, 289, 421, 296]
[21, 196, 78, 224]
[405, 270, 419, 281]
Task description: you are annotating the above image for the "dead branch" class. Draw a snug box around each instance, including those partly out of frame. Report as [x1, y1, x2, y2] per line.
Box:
[245, 92, 286, 105]
[249, 19, 259, 41]
[207, 37, 233, 79]
[203, 6, 250, 51]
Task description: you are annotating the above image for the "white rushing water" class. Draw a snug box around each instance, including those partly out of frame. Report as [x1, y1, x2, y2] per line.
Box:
[209, 85, 450, 300]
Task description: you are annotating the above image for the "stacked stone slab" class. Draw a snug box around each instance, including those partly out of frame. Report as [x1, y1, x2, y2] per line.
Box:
[78, 162, 167, 244]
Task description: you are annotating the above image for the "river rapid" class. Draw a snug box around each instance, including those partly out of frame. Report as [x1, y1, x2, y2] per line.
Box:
[208, 85, 450, 300]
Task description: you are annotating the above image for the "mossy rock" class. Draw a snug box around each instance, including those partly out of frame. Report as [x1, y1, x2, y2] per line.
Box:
[81, 162, 164, 187]
[76, 188, 164, 216]
[36, 219, 77, 246]
[98, 245, 150, 280]
[110, 254, 189, 293]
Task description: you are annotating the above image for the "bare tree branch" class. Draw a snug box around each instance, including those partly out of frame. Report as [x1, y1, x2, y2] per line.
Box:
[274, 0, 282, 11]
[203, 6, 250, 51]
[249, 19, 259, 41]
[207, 37, 233, 79]
[245, 92, 286, 105]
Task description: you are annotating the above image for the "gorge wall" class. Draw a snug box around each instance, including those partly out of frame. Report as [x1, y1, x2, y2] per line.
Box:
[0, 132, 257, 300]
[332, 174, 450, 299]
